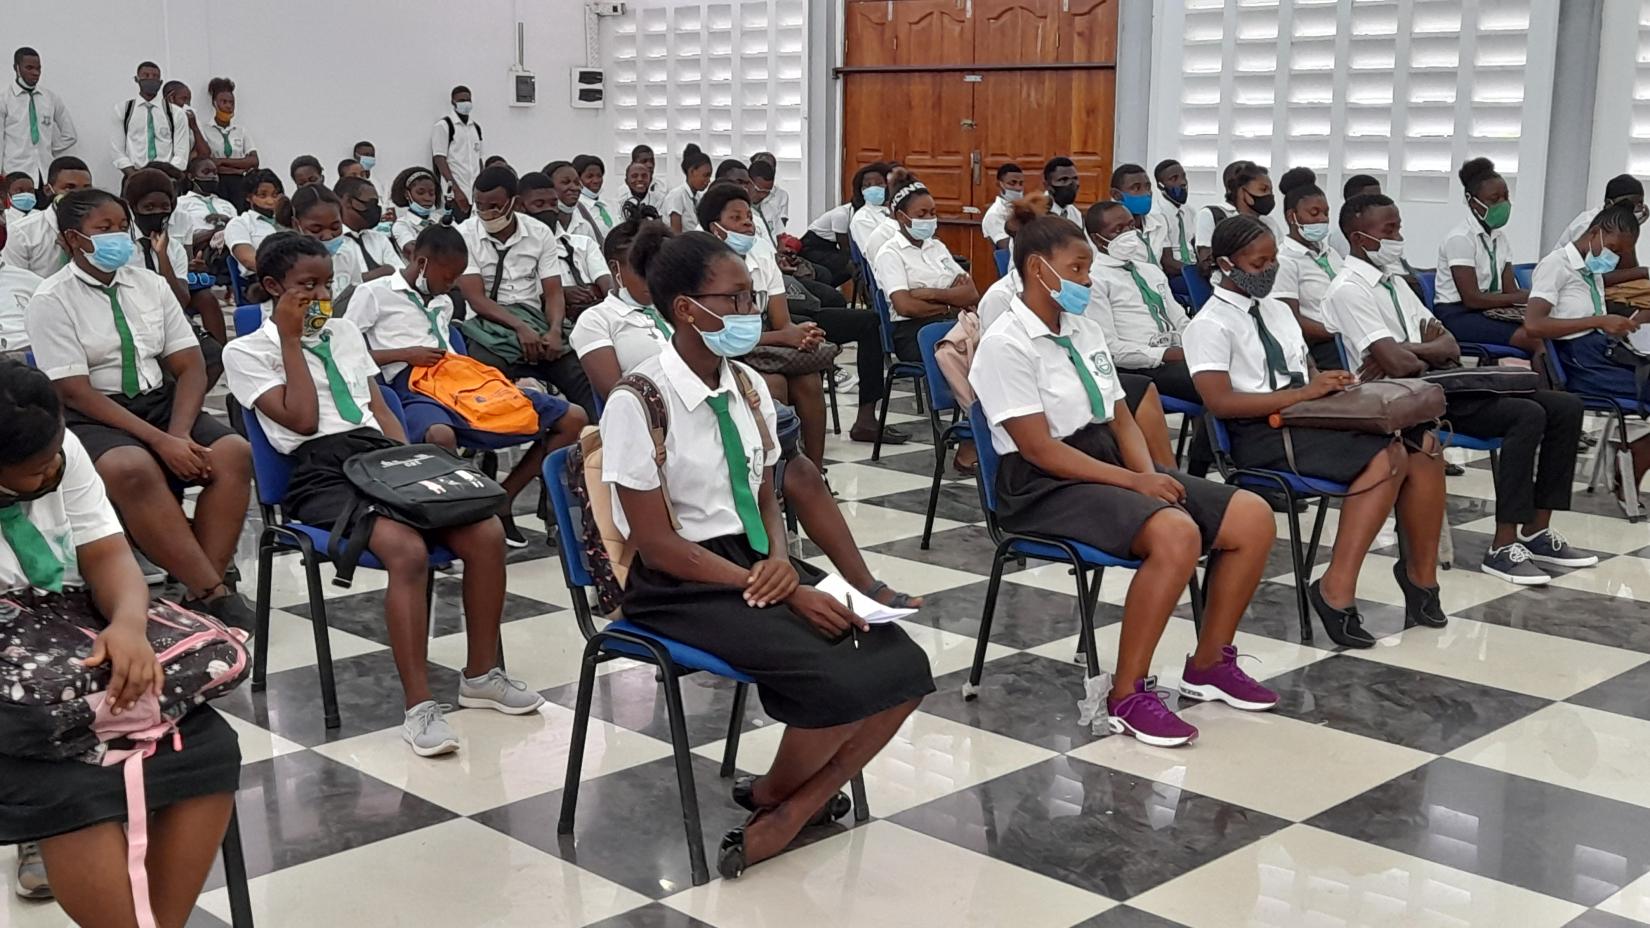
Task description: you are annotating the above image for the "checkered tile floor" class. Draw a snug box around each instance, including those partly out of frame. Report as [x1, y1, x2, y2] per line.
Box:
[11, 378, 1650, 928]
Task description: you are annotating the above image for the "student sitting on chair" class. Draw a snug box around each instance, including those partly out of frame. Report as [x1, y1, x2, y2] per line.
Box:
[663, 143, 712, 234]
[0, 360, 241, 924]
[534, 162, 602, 243]
[1431, 158, 1533, 351]
[288, 154, 323, 189]
[122, 167, 226, 384]
[1044, 156, 1082, 226]
[286, 184, 356, 302]
[1187, 215, 1446, 648]
[454, 165, 596, 415]
[0, 250, 43, 364]
[1327, 194, 1593, 586]
[599, 229, 933, 878]
[1, 155, 94, 277]
[980, 162, 1024, 252]
[352, 225, 585, 547]
[799, 162, 886, 287]
[873, 180, 980, 363]
[574, 217, 923, 610]
[25, 188, 253, 630]
[224, 233, 542, 757]
[333, 175, 404, 290]
[519, 167, 610, 319]
[1554, 174, 1646, 251]
[3, 173, 37, 226]
[1085, 199, 1214, 477]
[1526, 202, 1650, 502]
[1195, 161, 1281, 270]
[1145, 158, 1196, 295]
[1272, 172, 1344, 371]
[748, 153, 789, 237]
[223, 167, 284, 276]
[615, 159, 667, 221]
[572, 153, 615, 240]
[848, 165, 896, 254]
[969, 210, 1278, 747]
[390, 167, 444, 260]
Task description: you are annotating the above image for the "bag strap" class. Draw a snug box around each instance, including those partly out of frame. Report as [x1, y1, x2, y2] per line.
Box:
[557, 236, 588, 287]
[325, 497, 379, 589]
[1278, 426, 1407, 500]
[730, 364, 775, 458]
[611, 373, 679, 528]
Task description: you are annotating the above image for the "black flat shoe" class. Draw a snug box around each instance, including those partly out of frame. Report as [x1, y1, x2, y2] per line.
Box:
[717, 825, 749, 880]
[731, 775, 852, 827]
[1392, 560, 1449, 629]
[1444, 461, 1466, 477]
[1309, 580, 1376, 649]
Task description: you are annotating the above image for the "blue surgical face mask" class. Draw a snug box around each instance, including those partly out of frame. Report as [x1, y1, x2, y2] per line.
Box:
[1038, 256, 1090, 315]
[81, 231, 135, 272]
[321, 234, 346, 256]
[716, 224, 756, 256]
[1121, 192, 1153, 216]
[580, 186, 599, 200]
[690, 298, 763, 357]
[1586, 244, 1621, 276]
[907, 217, 938, 241]
[358, 155, 376, 171]
[1298, 221, 1331, 243]
[408, 201, 433, 218]
[862, 186, 887, 208]
[374, 220, 394, 236]
[9, 193, 36, 212]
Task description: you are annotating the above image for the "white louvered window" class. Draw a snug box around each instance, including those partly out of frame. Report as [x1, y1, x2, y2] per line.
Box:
[1628, 2, 1650, 176]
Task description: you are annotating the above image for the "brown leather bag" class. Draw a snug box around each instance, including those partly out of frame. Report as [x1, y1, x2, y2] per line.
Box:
[1274, 379, 1445, 434]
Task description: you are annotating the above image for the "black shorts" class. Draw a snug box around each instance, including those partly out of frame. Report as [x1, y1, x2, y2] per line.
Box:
[66, 384, 236, 468]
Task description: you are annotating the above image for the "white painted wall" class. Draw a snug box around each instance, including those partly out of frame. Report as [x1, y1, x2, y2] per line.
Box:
[6, 0, 610, 192]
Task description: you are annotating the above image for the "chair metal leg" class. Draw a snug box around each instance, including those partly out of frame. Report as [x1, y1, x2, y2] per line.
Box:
[251, 535, 275, 690]
[825, 368, 841, 435]
[1304, 498, 1330, 567]
[720, 682, 748, 778]
[1284, 491, 1312, 643]
[965, 545, 1011, 696]
[221, 806, 254, 928]
[296, 536, 341, 729]
[921, 436, 946, 550]
[1616, 409, 1644, 522]
[557, 643, 601, 834]
[871, 369, 899, 462]
[1074, 566, 1101, 680]
[1187, 568, 1205, 635]
[660, 669, 710, 886]
[850, 772, 870, 823]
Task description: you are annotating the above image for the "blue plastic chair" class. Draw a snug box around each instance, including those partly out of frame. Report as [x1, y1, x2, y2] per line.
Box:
[1545, 338, 1644, 522]
[228, 259, 250, 307]
[1333, 333, 1502, 481]
[870, 279, 929, 462]
[1159, 394, 1206, 469]
[1512, 262, 1535, 290]
[916, 321, 971, 548]
[963, 402, 1204, 692]
[1416, 269, 1437, 309]
[993, 248, 1010, 277]
[541, 448, 868, 886]
[1180, 267, 1213, 312]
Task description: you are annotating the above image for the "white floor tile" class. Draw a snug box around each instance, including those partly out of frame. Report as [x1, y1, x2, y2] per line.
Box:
[1598, 867, 1650, 923]
[427, 611, 603, 693]
[1549, 555, 1650, 602]
[222, 710, 307, 765]
[1007, 560, 1192, 607]
[1448, 703, 1650, 810]
[1273, 553, 1521, 615]
[258, 608, 385, 676]
[1352, 617, 1648, 700]
[806, 551, 984, 597]
[817, 461, 938, 501]
[1457, 511, 1649, 556]
[815, 500, 963, 547]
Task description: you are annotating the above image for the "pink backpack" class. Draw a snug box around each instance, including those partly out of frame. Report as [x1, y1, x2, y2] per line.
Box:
[0, 594, 248, 928]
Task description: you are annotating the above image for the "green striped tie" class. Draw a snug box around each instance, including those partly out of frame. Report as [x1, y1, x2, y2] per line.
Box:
[103, 286, 141, 397]
[407, 290, 447, 351]
[642, 305, 673, 339]
[1124, 261, 1171, 331]
[1380, 279, 1411, 341]
[145, 104, 157, 162]
[22, 85, 39, 145]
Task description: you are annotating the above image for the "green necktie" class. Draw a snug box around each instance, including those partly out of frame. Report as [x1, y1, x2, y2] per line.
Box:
[704, 392, 769, 555]
[1481, 235, 1500, 293]
[1583, 270, 1604, 316]
[203, 196, 220, 217]
[407, 290, 447, 351]
[1123, 261, 1171, 331]
[145, 103, 157, 162]
[304, 332, 364, 424]
[1176, 211, 1192, 264]
[1379, 278, 1411, 341]
[641, 304, 673, 339]
[220, 126, 233, 157]
[596, 202, 612, 226]
[1248, 302, 1302, 390]
[22, 85, 39, 145]
[1049, 334, 1107, 420]
[103, 286, 140, 398]
[1310, 249, 1336, 279]
[0, 504, 62, 593]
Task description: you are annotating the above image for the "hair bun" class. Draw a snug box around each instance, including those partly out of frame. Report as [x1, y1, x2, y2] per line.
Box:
[1008, 199, 1041, 226]
[682, 143, 703, 158]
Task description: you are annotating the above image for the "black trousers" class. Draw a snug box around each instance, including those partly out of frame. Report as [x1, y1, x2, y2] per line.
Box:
[1449, 390, 1584, 525]
[800, 232, 852, 286]
[791, 304, 884, 403]
[1124, 359, 1214, 477]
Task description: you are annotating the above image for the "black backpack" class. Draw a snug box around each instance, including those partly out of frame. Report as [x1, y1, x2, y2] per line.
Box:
[434, 116, 483, 190]
[328, 443, 506, 587]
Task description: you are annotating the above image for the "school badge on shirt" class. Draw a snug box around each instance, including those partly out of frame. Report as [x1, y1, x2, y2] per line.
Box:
[1089, 349, 1114, 377]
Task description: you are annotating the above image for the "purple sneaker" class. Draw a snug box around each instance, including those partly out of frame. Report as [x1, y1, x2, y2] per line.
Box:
[1179, 646, 1279, 711]
[1107, 677, 1198, 747]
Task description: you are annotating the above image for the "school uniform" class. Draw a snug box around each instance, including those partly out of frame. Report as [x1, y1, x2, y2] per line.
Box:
[970, 296, 1237, 557]
[1090, 248, 1194, 393]
[1143, 197, 1197, 270]
[1272, 235, 1345, 370]
[110, 96, 191, 171]
[1327, 254, 1584, 525]
[801, 203, 855, 285]
[849, 204, 889, 253]
[545, 229, 608, 317]
[0, 261, 44, 355]
[613, 188, 667, 222]
[334, 228, 407, 298]
[128, 228, 191, 285]
[1553, 207, 1601, 253]
[757, 185, 790, 234]
[25, 262, 231, 464]
[1185, 286, 1392, 484]
[223, 209, 282, 273]
[349, 272, 570, 443]
[981, 268, 1152, 412]
[170, 190, 235, 246]
[392, 207, 441, 253]
[201, 119, 255, 208]
[570, 289, 674, 374]
[662, 185, 702, 232]
[546, 208, 601, 244]
[576, 191, 617, 243]
[0, 81, 76, 182]
[0, 430, 239, 844]
[602, 343, 934, 728]
[1052, 203, 1082, 227]
[1432, 213, 1520, 345]
[980, 195, 1015, 247]
[1194, 206, 1287, 249]
[1537, 242, 1634, 396]
[0, 208, 63, 276]
[873, 231, 967, 361]
[430, 113, 483, 206]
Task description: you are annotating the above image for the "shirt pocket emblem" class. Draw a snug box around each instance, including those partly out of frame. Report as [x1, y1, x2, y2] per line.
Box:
[1089, 350, 1114, 377]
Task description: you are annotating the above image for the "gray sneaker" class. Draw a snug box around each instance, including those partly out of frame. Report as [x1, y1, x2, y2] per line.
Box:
[458, 667, 546, 715]
[1482, 543, 1551, 586]
[401, 701, 460, 757]
[14, 842, 49, 900]
[1518, 528, 1599, 568]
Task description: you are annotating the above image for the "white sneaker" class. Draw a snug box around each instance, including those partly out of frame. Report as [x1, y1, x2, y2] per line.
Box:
[14, 842, 49, 900]
[402, 701, 460, 757]
[458, 667, 545, 715]
[833, 368, 859, 392]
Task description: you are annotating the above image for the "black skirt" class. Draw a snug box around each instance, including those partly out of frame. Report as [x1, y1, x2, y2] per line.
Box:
[0, 707, 241, 843]
[283, 428, 401, 525]
[1226, 418, 1399, 486]
[621, 535, 935, 729]
[996, 423, 1237, 557]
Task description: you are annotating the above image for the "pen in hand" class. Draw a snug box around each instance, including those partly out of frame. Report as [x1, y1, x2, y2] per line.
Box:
[846, 591, 860, 649]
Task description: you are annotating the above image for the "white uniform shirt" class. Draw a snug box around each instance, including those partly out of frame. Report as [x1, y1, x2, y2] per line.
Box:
[1194, 206, 1286, 246]
[0, 82, 76, 180]
[201, 119, 253, 160]
[613, 189, 667, 222]
[546, 209, 600, 244]
[861, 217, 901, 264]
[872, 234, 966, 321]
[1529, 243, 1606, 341]
[347, 272, 453, 380]
[430, 114, 483, 202]
[758, 186, 790, 234]
[170, 191, 235, 244]
[849, 204, 889, 253]
[547, 230, 608, 289]
[27, 263, 199, 394]
[1090, 250, 1187, 370]
[1053, 203, 1083, 227]
[806, 203, 853, 239]
[1323, 254, 1437, 364]
[223, 317, 384, 454]
[571, 290, 673, 374]
[0, 432, 123, 593]
[391, 210, 440, 252]
[1143, 198, 1197, 266]
[744, 246, 785, 300]
[129, 231, 190, 282]
[970, 296, 1127, 455]
[1434, 214, 1512, 304]
[600, 345, 779, 541]
[335, 229, 406, 293]
[1272, 235, 1343, 324]
[0, 209, 62, 276]
[224, 210, 282, 273]
[977, 268, 1020, 333]
[981, 196, 1014, 247]
[111, 96, 191, 171]
[1553, 208, 1599, 254]
[0, 262, 45, 352]
[663, 185, 702, 232]
[1184, 286, 1311, 394]
[457, 213, 561, 306]
[576, 194, 617, 240]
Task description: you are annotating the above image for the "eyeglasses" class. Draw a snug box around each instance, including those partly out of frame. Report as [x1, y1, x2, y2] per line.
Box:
[686, 290, 767, 314]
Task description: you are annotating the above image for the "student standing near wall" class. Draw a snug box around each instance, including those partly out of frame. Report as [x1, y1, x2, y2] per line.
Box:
[431, 85, 482, 221]
[1, 47, 76, 187]
[111, 61, 190, 175]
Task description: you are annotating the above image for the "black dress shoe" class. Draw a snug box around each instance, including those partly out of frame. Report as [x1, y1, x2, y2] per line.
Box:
[1444, 461, 1466, 477]
[731, 775, 852, 827]
[1309, 580, 1376, 648]
[1392, 560, 1449, 628]
[717, 825, 749, 880]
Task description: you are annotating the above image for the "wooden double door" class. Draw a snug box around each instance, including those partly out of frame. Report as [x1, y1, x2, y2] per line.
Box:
[841, 0, 1118, 288]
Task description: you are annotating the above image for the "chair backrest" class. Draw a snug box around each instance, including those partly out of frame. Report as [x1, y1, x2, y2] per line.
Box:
[233, 304, 262, 340]
[994, 248, 1010, 276]
[870, 279, 898, 356]
[1416, 269, 1437, 309]
[228, 260, 249, 306]
[1334, 334, 1354, 370]
[1181, 267, 1213, 311]
[1543, 338, 1570, 388]
[238, 399, 295, 509]
[542, 446, 595, 588]
[1513, 262, 1535, 290]
[968, 401, 1001, 516]
[448, 325, 468, 355]
[916, 320, 958, 414]
[1208, 414, 1235, 455]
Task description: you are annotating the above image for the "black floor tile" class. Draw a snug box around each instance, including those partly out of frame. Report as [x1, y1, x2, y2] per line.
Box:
[541, 663, 776, 748]
[215, 650, 465, 746]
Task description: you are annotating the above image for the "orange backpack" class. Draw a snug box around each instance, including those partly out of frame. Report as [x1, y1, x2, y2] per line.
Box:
[406, 353, 542, 436]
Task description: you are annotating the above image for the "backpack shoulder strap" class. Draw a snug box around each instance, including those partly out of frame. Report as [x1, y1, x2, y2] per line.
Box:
[123, 99, 134, 136]
[729, 364, 775, 458]
[443, 116, 455, 146]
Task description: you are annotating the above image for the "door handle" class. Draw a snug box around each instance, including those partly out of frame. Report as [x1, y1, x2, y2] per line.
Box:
[971, 151, 981, 186]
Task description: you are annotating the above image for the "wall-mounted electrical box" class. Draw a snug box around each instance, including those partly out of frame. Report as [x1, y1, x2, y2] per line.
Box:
[571, 67, 604, 108]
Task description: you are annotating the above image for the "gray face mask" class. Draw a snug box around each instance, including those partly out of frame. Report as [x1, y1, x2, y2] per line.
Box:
[1220, 260, 1279, 299]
